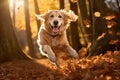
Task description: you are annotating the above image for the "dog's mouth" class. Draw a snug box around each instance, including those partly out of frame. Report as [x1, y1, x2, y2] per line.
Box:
[50, 23, 61, 33]
[51, 26, 60, 33]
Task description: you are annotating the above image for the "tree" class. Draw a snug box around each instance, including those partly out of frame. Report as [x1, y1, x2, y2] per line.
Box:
[34, 0, 41, 31]
[59, 0, 64, 9]
[0, 0, 29, 62]
[69, 0, 81, 51]
[24, 0, 35, 57]
[77, 0, 92, 45]
[77, 0, 120, 56]
[88, 0, 108, 56]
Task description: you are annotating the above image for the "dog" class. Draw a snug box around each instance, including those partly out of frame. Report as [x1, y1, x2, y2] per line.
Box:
[36, 10, 79, 66]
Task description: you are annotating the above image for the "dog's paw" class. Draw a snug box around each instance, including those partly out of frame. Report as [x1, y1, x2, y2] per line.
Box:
[66, 45, 79, 59]
[49, 59, 61, 68]
[49, 57, 56, 63]
[55, 61, 61, 68]
[71, 50, 79, 59]
[48, 54, 56, 63]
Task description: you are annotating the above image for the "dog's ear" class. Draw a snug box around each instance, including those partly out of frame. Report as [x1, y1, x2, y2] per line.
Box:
[68, 10, 78, 22]
[36, 10, 52, 21]
[61, 10, 78, 22]
[36, 14, 46, 21]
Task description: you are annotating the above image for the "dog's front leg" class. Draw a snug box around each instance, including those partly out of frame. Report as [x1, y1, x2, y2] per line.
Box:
[40, 45, 56, 63]
[65, 45, 79, 59]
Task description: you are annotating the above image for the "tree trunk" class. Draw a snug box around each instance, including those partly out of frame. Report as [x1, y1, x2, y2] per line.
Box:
[24, 0, 35, 57]
[88, 0, 108, 56]
[34, 0, 41, 31]
[59, 0, 64, 9]
[77, 0, 92, 45]
[90, 0, 107, 40]
[0, 0, 29, 62]
[69, 0, 81, 51]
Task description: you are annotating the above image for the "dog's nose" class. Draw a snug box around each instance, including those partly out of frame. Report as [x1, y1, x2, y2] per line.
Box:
[53, 20, 58, 26]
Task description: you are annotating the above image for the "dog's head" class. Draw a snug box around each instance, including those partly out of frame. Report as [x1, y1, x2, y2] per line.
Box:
[36, 10, 78, 36]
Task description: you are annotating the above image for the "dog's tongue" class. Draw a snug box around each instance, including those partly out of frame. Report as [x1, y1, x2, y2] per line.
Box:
[53, 27, 59, 33]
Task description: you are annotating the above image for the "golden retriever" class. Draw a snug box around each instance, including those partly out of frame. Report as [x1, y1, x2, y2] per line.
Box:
[36, 10, 79, 66]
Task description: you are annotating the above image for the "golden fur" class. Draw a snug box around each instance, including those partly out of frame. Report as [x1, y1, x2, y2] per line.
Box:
[37, 10, 79, 65]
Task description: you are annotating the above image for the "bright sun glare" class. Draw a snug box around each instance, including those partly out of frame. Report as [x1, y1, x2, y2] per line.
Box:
[9, 0, 24, 19]
[9, 0, 23, 10]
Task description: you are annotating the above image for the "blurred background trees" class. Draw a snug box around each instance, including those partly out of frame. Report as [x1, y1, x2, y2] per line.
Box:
[0, 0, 29, 62]
[0, 0, 120, 61]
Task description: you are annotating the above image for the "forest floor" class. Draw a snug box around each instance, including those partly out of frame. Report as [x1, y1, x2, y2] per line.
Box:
[0, 51, 120, 80]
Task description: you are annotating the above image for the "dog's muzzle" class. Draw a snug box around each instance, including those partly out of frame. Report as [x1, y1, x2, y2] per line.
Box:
[50, 20, 61, 33]
[51, 26, 60, 33]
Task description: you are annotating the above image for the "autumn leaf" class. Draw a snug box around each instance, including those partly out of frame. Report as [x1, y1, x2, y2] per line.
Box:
[104, 14, 116, 20]
[83, 19, 91, 28]
[107, 20, 117, 28]
[94, 11, 101, 17]
[97, 33, 106, 41]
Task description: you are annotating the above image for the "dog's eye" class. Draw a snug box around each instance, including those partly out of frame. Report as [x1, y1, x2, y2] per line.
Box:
[50, 15, 54, 18]
[58, 15, 62, 18]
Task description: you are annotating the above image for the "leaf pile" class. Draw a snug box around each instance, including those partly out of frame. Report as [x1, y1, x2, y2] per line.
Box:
[0, 51, 120, 80]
